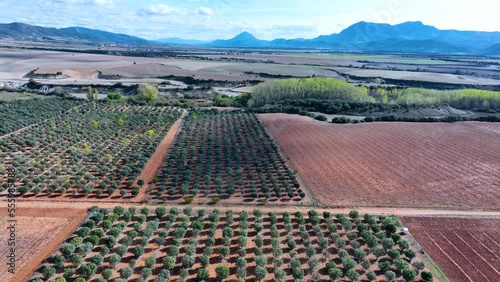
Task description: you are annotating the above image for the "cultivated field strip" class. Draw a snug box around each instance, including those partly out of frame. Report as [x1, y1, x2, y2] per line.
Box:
[0, 97, 83, 136]
[402, 217, 500, 282]
[0, 105, 182, 200]
[260, 114, 500, 209]
[31, 207, 432, 282]
[0, 207, 87, 282]
[149, 110, 304, 203]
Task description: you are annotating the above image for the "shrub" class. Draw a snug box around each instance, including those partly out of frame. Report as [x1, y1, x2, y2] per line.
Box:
[102, 269, 113, 280]
[212, 197, 221, 204]
[197, 268, 210, 281]
[120, 267, 133, 279]
[42, 266, 56, 279]
[255, 265, 268, 281]
[184, 197, 194, 204]
[215, 265, 230, 281]
[328, 267, 342, 280]
[403, 268, 417, 282]
[421, 271, 434, 282]
[346, 268, 360, 281]
[385, 270, 396, 281]
[141, 267, 152, 279]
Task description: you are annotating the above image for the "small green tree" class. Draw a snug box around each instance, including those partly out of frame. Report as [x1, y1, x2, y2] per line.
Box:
[102, 269, 113, 280]
[385, 270, 396, 281]
[215, 265, 230, 281]
[421, 271, 434, 282]
[402, 268, 417, 282]
[42, 266, 56, 279]
[87, 86, 94, 100]
[120, 267, 133, 279]
[255, 265, 268, 281]
[138, 84, 158, 101]
[197, 268, 210, 281]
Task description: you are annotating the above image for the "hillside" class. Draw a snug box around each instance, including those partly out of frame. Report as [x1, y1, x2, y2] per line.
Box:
[0, 22, 150, 45]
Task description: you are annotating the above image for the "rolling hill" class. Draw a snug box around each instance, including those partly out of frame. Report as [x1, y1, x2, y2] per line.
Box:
[0, 22, 149, 45]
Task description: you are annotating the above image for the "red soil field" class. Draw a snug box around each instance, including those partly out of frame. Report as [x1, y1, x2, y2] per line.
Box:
[401, 217, 500, 282]
[0, 207, 86, 282]
[260, 114, 500, 209]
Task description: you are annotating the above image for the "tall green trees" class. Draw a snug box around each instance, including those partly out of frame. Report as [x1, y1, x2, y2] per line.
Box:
[138, 84, 159, 101]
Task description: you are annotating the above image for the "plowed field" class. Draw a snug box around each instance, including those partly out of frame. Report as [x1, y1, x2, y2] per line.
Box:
[401, 217, 500, 282]
[260, 114, 500, 209]
[0, 207, 86, 282]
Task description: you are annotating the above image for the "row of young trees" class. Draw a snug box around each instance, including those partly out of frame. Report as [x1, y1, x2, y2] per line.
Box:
[251, 77, 500, 112]
[0, 97, 83, 135]
[0, 105, 182, 198]
[150, 110, 303, 202]
[31, 206, 434, 282]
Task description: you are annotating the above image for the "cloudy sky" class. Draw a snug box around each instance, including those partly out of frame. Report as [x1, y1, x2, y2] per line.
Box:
[0, 0, 498, 40]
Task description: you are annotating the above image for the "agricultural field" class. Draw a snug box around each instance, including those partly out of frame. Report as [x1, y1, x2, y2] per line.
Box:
[0, 91, 50, 101]
[0, 105, 182, 200]
[0, 207, 87, 282]
[260, 114, 500, 209]
[401, 217, 500, 282]
[30, 206, 434, 282]
[332, 67, 500, 85]
[0, 97, 83, 136]
[148, 110, 304, 204]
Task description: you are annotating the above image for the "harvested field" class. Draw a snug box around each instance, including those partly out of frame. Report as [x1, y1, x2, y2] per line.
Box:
[260, 114, 500, 209]
[401, 217, 500, 282]
[0, 207, 86, 282]
[332, 67, 500, 85]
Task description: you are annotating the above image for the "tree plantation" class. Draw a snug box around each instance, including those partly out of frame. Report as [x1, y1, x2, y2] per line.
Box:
[30, 206, 432, 282]
[0, 104, 182, 199]
[0, 97, 83, 136]
[149, 110, 303, 203]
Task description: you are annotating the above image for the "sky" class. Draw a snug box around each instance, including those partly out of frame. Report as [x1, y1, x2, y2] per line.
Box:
[0, 0, 499, 41]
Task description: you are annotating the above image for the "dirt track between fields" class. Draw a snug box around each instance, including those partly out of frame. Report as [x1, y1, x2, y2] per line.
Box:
[134, 110, 188, 202]
[8, 200, 500, 219]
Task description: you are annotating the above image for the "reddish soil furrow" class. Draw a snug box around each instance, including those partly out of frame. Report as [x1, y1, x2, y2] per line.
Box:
[421, 231, 474, 282]
[0, 207, 87, 282]
[260, 114, 500, 209]
[402, 217, 500, 282]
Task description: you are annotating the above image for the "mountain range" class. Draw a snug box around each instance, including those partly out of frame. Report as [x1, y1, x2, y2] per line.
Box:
[0, 21, 499, 55]
[0, 22, 149, 45]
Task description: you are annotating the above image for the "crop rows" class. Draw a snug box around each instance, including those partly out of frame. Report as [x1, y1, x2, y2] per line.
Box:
[0, 105, 182, 199]
[31, 207, 432, 282]
[0, 97, 83, 136]
[261, 114, 500, 209]
[149, 110, 303, 203]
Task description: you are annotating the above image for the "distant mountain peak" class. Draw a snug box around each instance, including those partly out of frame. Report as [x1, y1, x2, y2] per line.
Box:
[234, 31, 258, 40]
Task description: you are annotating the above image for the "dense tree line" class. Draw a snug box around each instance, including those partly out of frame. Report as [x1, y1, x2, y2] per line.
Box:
[251, 78, 373, 107]
[251, 78, 500, 112]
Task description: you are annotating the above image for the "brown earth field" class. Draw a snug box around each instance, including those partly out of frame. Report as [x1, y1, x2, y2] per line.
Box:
[0, 207, 87, 282]
[260, 114, 500, 210]
[401, 217, 500, 282]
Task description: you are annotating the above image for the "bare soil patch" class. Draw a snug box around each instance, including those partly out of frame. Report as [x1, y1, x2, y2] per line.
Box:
[0, 207, 86, 282]
[260, 114, 500, 209]
[401, 217, 500, 282]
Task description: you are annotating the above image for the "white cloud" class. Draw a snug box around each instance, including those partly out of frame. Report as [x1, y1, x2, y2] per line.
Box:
[139, 4, 187, 16]
[54, 0, 115, 5]
[195, 7, 214, 16]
